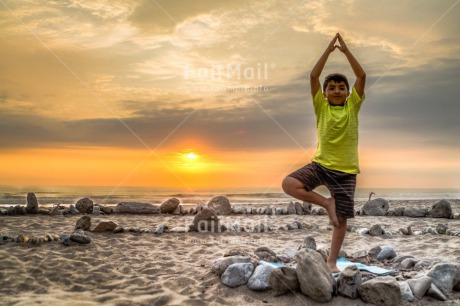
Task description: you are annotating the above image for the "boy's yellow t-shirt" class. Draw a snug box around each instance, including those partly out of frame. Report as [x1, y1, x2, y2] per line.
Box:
[312, 87, 365, 174]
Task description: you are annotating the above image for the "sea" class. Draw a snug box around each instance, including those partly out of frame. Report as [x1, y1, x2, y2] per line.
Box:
[0, 185, 459, 207]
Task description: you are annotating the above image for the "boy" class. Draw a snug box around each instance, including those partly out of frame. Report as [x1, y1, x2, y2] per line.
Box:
[282, 33, 366, 273]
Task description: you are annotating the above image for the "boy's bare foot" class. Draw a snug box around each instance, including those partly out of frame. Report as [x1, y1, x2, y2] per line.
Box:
[324, 198, 339, 227]
[327, 261, 340, 273]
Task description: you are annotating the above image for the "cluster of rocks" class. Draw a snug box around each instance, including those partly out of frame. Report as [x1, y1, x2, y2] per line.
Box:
[212, 237, 460, 305]
[358, 198, 459, 219]
[350, 222, 460, 237]
[0, 232, 60, 245]
[0, 193, 114, 216]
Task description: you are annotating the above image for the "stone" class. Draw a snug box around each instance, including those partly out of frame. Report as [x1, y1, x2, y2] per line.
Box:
[286, 223, 298, 230]
[399, 226, 413, 235]
[302, 202, 312, 214]
[369, 224, 385, 236]
[387, 207, 405, 216]
[422, 227, 437, 235]
[414, 259, 431, 270]
[269, 266, 300, 296]
[403, 207, 428, 218]
[92, 205, 101, 215]
[283, 247, 297, 258]
[427, 199, 452, 218]
[113, 226, 124, 233]
[75, 198, 93, 214]
[190, 208, 220, 233]
[407, 275, 432, 299]
[69, 204, 79, 215]
[211, 256, 255, 276]
[294, 202, 303, 215]
[255, 247, 277, 261]
[275, 207, 283, 215]
[168, 227, 187, 233]
[296, 248, 335, 303]
[337, 265, 362, 299]
[299, 236, 316, 251]
[207, 196, 232, 215]
[38, 207, 50, 215]
[427, 262, 460, 295]
[362, 198, 389, 216]
[400, 281, 415, 302]
[247, 264, 275, 291]
[60, 234, 71, 246]
[253, 223, 269, 233]
[357, 228, 369, 235]
[160, 198, 180, 214]
[75, 216, 91, 231]
[26, 192, 39, 214]
[265, 207, 273, 215]
[223, 249, 249, 257]
[231, 221, 241, 232]
[368, 246, 382, 259]
[154, 224, 165, 235]
[220, 263, 254, 288]
[377, 246, 397, 261]
[115, 202, 160, 214]
[426, 283, 448, 301]
[436, 224, 448, 235]
[99, 205, 113, 214]
[287, 202, 296, 215]
[390, 254, 415, 264]
[400, 258, 417, 269]
[358, 276, 401, 306]
[70, 233, 91, 244]
[316, 248, 329, 262]
[232, 206, 244, 214]
[92, 220, 118, 232]
[292, 220, 303, 229]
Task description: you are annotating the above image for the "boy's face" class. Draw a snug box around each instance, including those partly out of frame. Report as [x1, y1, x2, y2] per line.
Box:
[324, 80, 349, 105]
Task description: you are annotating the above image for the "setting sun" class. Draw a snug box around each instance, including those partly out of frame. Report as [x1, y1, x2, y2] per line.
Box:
[186, 152, 198, 160]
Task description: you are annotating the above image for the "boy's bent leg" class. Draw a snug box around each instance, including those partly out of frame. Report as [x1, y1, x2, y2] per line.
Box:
[282, 176, 339, 227]
[327, 215, 347, 273]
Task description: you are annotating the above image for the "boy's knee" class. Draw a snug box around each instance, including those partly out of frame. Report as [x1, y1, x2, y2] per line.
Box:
[282, 176, 300, 195]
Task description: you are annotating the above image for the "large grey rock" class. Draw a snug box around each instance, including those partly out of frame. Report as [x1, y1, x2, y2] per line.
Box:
[70, 233, 91, 244]
[377, 246, 397, 261]
[75, 216, 91, 231]
[160, 198, 180, 214]
[427, 200, 452, 218]
[426, 283, 448, 301]
[337, 265, 362, 299]
[400, 281, 415, 302]
[387, 207, 405, 216]
[362, 198, 389, 216]
[247, 264, 275, 291]
[407, 276, 432, 299]
[369, 224, 385, 236]
[26, 192, 38, 214]
[211, 256, 254, 276]
[92, 220, 118, 232]
[191, 207, 220, 232]
[269, 267, 300, 296]
[75, 198, 93, 214]
[221, 263, 254, 288]
[115, 202, 160, 214]
[358, 276, 402, 306]
[427, 262, 460, 295]
[403, 207, 428, 218]
[207, 196, 232, 215]
[296, 248, 335, 303]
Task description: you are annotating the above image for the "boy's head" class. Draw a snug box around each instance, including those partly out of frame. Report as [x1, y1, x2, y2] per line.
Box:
[323, 73, 350, 106]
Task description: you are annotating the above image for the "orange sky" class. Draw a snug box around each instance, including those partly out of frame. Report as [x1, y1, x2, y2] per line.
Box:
[1, 1, 460, 190]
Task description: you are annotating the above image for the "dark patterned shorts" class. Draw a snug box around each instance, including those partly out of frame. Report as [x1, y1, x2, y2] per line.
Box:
[287, 162, 357, 218]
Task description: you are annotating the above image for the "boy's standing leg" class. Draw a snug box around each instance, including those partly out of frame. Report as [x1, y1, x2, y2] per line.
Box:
[327, 216, 347, 272]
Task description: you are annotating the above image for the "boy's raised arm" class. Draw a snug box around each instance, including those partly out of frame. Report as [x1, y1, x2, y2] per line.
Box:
[310, 34, 338, 97]
[336, 33, 366, 98]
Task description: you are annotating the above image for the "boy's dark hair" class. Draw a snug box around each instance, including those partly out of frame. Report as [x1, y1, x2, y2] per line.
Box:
[323, 73, 349, 91]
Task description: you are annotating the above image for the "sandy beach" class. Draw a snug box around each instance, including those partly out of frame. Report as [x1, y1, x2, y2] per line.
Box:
[1, 199, 460, 305]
